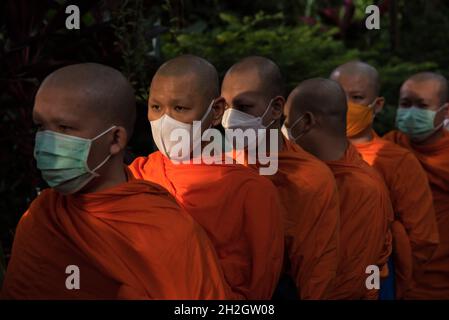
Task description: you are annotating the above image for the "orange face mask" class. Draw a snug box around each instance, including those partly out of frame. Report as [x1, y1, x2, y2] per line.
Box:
[346, 100, 376, 137]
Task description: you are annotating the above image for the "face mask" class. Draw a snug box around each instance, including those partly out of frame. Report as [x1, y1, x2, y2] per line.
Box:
[444, 118, 449, 130]
[346, 99, 377, 138]
[34, 126, 116, 195]
[221, 99, 275, 130]
[151, 100, 214, 161]
[281, 114, 305, 141]
[396, 105, 447, 141]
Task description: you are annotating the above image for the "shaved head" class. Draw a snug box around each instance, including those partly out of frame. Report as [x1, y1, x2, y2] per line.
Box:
[330, 60, 380, 96]
[38, 63, 136, 138]
[152, 54, 219, 103]
[289, 78, 347, 134]
[404, 72, 448, 104]
[224, 56, 284, 98]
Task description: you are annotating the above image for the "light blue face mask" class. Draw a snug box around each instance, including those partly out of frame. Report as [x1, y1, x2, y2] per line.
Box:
[396, 106, 447, 141]
[34, 126, 116, 194]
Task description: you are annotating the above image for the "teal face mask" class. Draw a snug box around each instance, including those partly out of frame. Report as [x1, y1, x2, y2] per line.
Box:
[396, 106, 447, 141]
[34, 126, 116, 194]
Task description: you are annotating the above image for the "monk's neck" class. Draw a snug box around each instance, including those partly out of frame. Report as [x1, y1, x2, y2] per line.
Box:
[349, 126, 374, 144]
[301, 135, 348, 161]
[413, 128, 444, 146]
[319, 138, 348, 161]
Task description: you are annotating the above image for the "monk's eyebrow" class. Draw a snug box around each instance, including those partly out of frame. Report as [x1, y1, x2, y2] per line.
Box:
[232, 95, 255, 106]
[348, 90, 363, 94]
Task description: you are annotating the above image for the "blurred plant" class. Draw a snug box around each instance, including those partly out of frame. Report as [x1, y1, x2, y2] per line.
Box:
[162, 11, 359, 91]
[161, 10, 440, 136]
[0, 0, 165, 265]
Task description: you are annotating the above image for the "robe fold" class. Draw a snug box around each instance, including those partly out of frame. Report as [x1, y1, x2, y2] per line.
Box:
[385, 129, 449, 299]
[354, 131, 439, 298]
[259, 137, 340, 299]
[129, 154, 284, 300]
[2, 168, 231, 299]
[324, 143, 393, 299]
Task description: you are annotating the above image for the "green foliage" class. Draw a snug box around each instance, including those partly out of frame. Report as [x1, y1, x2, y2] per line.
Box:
[162, 12, 359, 91]
[161, 11, 443, 135]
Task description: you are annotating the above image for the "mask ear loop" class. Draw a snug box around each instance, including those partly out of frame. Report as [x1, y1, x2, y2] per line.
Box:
[159, 115, 172, 160]
[86, 125, 117, 175]
[261, 99, 276, 128]
[369, 98, 381, 117]
[290, 114, 307, 142]
[434, 104, 449, 131]
[200, 99, 215, 130]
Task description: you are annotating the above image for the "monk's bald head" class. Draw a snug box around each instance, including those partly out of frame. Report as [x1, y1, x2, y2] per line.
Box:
[330, 60, 380, 97]
[288, 78, 347, 135]
[403, 72, 448, 104]
[224, 56, 284, 98]
[152, 55, 219, 103]
[38, 63, 136, 138]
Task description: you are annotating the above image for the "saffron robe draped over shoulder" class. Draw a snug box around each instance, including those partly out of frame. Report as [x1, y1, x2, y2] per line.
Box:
[2, 170, 231, 299]
[324, 143, 393, 299]
[354, 131, 438, 298]
[129, 153, 284, 300]
[385, 129, 449, 299]
[259, 137, 340, 299]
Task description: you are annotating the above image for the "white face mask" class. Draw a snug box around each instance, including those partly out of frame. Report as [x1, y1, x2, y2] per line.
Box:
[221, 99, 275, 130]
[150, 100, 214, 161]
[281, 114, 305, 141]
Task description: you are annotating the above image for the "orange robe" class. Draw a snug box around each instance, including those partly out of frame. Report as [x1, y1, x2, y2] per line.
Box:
[385, 129, 449, 299]
[256, 137, 340, 299]
[354, 132, 439, 298]
[324, 143, 393, 299]
[129, 153, 284, 299]
[1, 169, 230, 299]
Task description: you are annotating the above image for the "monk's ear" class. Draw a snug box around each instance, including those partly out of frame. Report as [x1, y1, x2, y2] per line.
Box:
[109, 126, 127, 155]
[299, 111, 316, 132]
[270, 96, 285, 120]
[211, 97, 225, 126]
[373, 97, 385, 115]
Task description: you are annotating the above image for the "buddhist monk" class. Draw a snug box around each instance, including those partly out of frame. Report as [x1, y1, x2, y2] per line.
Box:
[1, 63, 231, 300]
[220, 56, 340, 300]
[330, 61, 439, 299]
[128, 55, 284, 300]
[284, 78, 393, 299]
[384, 72, 449, 299]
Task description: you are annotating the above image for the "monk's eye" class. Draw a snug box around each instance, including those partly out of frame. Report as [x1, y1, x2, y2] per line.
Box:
[150, 105, 161, 112]
[236, 104, 251, 112]
[174, 105, 187, 113]
[59, 125, 72, 132]
[352, 95, 364, 101]
[399, 101, 410, 108]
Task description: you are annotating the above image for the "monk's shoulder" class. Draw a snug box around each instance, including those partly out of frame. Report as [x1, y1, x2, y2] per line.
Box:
[284, 150, 336, 193]
[372, 137, 420, 169]
[14, 188, 58, 233]
[122, 181, 204, 242]
[128, 151, 163, 178]
[223, 164, 277, 190]
[338, 160, 386, 197]
[383, 130, 409, 147]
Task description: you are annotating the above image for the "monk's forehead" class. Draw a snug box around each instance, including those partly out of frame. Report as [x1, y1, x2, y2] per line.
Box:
[401, 79, 442, 100]
[34, 83, 105, 123]
[223, 68, 267, 96]
[333, 72, 375, 93]
[150, 73, 208, 102]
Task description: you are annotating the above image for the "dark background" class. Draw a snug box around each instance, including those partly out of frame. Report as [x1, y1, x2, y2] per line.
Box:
[1, 0, 449, 283]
